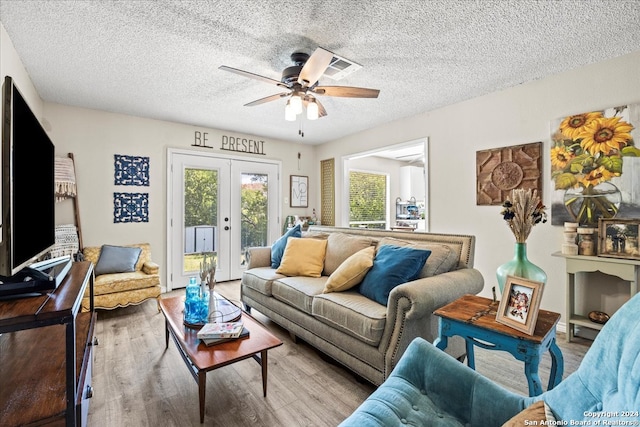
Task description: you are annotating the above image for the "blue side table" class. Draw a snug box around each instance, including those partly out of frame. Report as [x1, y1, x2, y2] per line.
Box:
[433, 294, 564, 396]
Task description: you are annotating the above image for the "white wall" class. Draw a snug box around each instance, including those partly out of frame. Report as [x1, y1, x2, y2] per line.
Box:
[316, 50, 640, 326]
[43, 103, 318, 288]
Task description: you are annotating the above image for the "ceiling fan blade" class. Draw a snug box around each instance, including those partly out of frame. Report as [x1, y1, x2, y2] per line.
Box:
[244, 92, 290, 107]
[314, 86, 380, 98]
[219, 65, 287, 88]
[298, 47, 334, 87]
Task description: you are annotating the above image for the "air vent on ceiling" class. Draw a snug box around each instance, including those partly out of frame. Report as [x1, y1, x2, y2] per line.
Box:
[323, 54, 362, 81]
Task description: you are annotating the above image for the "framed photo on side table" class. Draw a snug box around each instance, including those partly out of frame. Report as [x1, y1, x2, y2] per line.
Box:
[290, 175, 308, 208]
[598, 218, 640, 260]
[496, 275, 544, 335]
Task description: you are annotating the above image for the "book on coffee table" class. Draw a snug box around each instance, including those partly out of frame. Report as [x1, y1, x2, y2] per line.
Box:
[197, 321, 244, 339]
[201, 327, 250, 347]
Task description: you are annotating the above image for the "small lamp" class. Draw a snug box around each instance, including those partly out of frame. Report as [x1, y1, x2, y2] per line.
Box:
[290, 92, 303, 115]
[307, 99, 319, 120]
[285, 100, 296, 121]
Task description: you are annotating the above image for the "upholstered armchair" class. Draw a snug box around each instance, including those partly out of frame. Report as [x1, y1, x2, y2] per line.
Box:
[82, 243, 161, 311]
[340, 292, 640, 426]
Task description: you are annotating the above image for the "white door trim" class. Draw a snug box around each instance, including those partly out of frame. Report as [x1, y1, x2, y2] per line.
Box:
[166, 147, 282, 291]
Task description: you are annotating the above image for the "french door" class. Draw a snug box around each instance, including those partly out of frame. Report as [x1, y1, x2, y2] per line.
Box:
[168, 149, 280, 290]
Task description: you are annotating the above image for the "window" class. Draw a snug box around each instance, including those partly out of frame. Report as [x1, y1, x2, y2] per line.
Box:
[349, 171, 387, 229]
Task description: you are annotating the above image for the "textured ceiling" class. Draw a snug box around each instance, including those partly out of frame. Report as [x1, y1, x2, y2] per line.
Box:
[1, 0, 639, 145]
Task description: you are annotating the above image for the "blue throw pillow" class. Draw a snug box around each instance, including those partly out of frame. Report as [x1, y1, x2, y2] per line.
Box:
[271, 224, 302, 268]
[94, 245, 142, 275]
[358, 245, 431, 305]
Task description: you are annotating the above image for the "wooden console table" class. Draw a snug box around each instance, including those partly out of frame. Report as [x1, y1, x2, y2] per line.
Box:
[552, 252, 639, 342]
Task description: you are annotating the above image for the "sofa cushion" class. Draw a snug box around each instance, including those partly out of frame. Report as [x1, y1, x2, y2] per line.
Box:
[323, 246, 375, 293]
[242, 267, 285, 297]
[301, 230, 330, 240]
[276, 237, 327, 277]
[378, 237, 458, 277]
[358, 245, 431, 305]
[94, 245, 142, 275]
[313, 291, 387, 346]
[272, 276, 327, 314]
[323, 232, 374, 276]
[271, 224, 302, 268]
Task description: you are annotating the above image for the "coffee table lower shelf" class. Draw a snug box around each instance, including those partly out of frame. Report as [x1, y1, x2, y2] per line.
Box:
[159, 295, 283, 423]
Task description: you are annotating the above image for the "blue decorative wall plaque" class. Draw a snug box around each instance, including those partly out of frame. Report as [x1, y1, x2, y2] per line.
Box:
[114, 154, 150, 186]
[114, 192, 149, 223]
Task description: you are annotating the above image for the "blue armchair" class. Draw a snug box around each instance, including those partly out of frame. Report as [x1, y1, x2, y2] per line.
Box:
[340, 293, 640, 426]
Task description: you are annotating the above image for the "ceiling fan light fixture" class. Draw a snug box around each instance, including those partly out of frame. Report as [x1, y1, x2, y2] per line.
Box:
[285, 100, 296, 121]
[307, 99, 319, 120]
[290, 92, 303, 114]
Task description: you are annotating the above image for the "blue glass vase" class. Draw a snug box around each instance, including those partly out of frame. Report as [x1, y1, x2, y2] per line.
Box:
[184, 277, 210, 325]
[496, 242, 546, 294]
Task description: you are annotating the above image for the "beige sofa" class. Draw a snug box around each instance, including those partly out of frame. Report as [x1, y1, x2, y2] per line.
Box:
[241, 225, 484, 386]
[81, 243, 161, 311]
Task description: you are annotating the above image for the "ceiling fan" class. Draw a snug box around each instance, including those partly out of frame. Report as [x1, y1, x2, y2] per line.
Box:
[219, 47, 380, 122]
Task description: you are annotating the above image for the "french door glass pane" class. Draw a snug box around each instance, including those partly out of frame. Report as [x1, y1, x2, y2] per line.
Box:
[240, 172, 268, 266]
[183, 168, 218, 274]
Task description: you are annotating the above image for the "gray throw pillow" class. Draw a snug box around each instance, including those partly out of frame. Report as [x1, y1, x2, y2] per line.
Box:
[94, 245, 142, 275]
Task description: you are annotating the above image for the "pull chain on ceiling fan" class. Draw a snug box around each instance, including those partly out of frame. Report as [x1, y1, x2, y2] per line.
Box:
[219, 47, 380, 123]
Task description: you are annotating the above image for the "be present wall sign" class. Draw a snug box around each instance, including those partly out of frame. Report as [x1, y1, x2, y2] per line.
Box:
[193, 131, 266, 155]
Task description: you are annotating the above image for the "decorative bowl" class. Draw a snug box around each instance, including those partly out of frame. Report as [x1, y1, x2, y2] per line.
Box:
[588, 310, 610, 324]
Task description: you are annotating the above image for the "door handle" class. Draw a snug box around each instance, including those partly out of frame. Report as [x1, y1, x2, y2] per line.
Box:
[224, 226, 230, 231]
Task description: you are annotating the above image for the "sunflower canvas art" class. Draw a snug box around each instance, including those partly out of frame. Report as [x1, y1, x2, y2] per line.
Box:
[550, 104, 640, 226]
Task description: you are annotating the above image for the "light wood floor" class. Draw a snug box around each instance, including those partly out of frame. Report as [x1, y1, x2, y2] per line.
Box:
[87, 280, 591, 426]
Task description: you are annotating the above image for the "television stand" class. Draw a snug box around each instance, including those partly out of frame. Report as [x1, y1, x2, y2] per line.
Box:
[31, 255, 73, 286]
[0, 257, 72, 298]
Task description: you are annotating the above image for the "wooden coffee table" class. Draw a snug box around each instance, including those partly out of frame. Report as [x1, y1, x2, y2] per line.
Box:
[159, 295, 283, 423]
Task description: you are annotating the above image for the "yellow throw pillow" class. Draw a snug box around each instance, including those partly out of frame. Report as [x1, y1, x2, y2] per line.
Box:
[276, 237, 328, 277]
[323, 246, 375, 293]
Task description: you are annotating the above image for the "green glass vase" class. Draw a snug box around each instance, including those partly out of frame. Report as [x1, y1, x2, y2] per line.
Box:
[496, 242, 547, 294]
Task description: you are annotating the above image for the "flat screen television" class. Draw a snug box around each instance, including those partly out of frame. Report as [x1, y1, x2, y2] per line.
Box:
[0, 76, 55, 278]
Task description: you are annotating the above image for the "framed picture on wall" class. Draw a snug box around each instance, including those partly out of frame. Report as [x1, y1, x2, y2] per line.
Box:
[496, 275, 544, 335]
[290, 175, 308, 208]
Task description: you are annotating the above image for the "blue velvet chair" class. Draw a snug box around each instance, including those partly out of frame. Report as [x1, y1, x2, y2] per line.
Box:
[340, 292, 640, 426]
